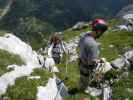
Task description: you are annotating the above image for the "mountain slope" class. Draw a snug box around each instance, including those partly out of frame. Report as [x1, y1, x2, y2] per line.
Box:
[117, 4, 133, 18]
[1, 0, 133, 30]
[0, 0, 133, 50]
[0, 19, 133, 99]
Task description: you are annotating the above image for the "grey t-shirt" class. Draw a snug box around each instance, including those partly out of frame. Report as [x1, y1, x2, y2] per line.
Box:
[79, 33, 99, 63]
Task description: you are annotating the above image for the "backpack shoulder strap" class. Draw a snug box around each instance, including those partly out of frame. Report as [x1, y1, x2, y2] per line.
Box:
[48, 43, 54, 57]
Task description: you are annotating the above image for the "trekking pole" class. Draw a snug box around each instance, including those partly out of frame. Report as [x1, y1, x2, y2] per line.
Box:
[65, 50, 69, 78]
[57, 50, 69, 86]
[54, 51, 69, 100]
[54, 83, 63, 100]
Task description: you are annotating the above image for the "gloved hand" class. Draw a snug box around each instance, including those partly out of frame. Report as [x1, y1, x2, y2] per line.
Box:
[93, 58, 106, 68]
[100, 58, 106, 63]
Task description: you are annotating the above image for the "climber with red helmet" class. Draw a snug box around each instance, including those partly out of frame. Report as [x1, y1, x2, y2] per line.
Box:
[78, 19, 108, 91]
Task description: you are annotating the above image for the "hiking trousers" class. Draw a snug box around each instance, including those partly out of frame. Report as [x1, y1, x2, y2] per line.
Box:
[79, 62, 94, 90]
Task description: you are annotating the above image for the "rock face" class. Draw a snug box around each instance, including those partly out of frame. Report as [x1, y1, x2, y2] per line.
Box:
[102, 86, 112, 100]
[0, 34, 43, 95]
[128, 56, 133, 66]
[111, 50, 133, 69]
[116, 25, 129, 31]
[123, 14, 133, 19]
[71, 22, 88, 31]
[116, 4, 133, 18]
[116, 5, 133, 31]
[37, 77, 62, 100]
[111, 57, 127, 69]
[0, 34, 42, 65]
[37, 76, 68, 100]
[65, 36, 80, 62]
[114, 24, 133, 31]
[44, 57, 59, 72]
[85, 86, 102, 96]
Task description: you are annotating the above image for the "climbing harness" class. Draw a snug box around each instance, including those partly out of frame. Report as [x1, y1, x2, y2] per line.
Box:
[88, 61, 105, 85]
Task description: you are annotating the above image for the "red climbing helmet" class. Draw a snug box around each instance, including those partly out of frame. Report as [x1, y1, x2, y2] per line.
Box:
[92, 19, 108, 33]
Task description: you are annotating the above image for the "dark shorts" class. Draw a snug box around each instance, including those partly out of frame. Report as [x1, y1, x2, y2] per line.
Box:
[79, 63, 94, 76]
[53, 56, 61, 64]
[79, 63, 95, 90]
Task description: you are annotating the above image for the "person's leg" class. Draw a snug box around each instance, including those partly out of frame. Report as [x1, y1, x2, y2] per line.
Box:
[79, 64, 90, 91]
[56, 56, 60, 64]
[53, 56, 60, 64]
[79, 74, 90, 91]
